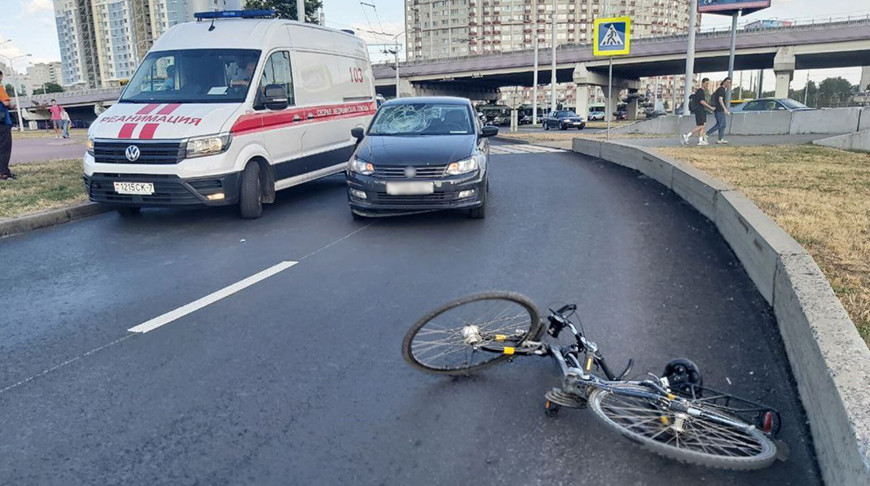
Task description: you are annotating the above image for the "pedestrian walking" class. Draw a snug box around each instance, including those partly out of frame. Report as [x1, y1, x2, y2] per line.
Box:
[49, 99, 63, 139]
[682, 77, 716, 146]
[705, 77, 732, 144]
[0, 71, 15, 180]
[61, 108, 71, 139]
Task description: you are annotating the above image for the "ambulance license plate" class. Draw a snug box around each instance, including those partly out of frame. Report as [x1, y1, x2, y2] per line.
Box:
[386, 182, 434, 195]
[113, 182, 154, 195]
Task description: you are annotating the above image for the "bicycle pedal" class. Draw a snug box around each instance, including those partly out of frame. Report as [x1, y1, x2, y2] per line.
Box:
[545, 388, 587, 409]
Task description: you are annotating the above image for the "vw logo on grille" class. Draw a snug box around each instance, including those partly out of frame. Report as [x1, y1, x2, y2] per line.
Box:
[125, 145, 141, 162]
[404, 166, 416, 178]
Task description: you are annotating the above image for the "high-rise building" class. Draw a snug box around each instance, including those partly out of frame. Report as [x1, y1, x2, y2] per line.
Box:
[406, 0, 692, 61]
[24, 62, 64, 94]
[52, 0, 241, 89]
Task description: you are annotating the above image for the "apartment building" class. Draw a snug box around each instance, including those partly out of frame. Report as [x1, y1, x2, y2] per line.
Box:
[53, 0, 232, 88]
[23, 62, 64, 94]
[406, 0, 692, 61]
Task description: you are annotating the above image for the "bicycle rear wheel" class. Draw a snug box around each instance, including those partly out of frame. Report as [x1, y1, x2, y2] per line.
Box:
[402, 291, 542, 376]
[588, 387, 777, 470]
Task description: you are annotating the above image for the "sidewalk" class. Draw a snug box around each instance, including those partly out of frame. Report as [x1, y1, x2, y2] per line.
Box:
[620, 134, 827, 148]
[11, 136, 87, 164]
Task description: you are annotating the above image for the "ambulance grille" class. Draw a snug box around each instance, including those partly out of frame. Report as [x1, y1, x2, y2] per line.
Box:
[93, 141, 186, 165]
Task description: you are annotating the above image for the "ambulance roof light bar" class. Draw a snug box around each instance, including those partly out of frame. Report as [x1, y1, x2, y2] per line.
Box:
[194, 10, 277, 20]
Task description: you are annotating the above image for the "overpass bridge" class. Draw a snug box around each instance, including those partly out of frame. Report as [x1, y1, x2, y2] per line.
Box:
[373, 17, 870, 115]
[16, 17, 870, 124]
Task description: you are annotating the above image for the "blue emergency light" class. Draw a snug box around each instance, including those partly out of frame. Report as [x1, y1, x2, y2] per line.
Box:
[194, 10, 277, 20]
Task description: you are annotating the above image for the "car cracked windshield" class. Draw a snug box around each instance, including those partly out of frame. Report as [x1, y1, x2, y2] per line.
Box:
[368, 103, 474, 136]
[120, 49, 261, 104]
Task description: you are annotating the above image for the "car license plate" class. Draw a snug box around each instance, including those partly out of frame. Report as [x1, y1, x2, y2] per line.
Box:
[113, 182, 154, 195]
[386, 181, 434, 196]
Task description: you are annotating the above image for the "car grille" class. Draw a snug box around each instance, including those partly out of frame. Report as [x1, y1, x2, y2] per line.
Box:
[93, 140, 186, 165]
[370, 191, 475, 206]
[85, 173, 202, 205]
[372, 165, 447, 179]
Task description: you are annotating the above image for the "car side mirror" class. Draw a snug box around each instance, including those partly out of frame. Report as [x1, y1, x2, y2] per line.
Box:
[263, 84, 289, 110]
[480, 125, 498, 138]
[351, 126, 365, 141]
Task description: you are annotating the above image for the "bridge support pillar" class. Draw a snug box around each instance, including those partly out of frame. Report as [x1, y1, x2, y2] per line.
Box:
[773, 47, 796, 99]
[607, 89, 622, 123]
[575, 84, 590, 120]
[625, 89, 640, 121]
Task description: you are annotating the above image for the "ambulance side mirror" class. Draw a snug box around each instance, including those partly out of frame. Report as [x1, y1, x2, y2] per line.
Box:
[263, 84, 289, 111]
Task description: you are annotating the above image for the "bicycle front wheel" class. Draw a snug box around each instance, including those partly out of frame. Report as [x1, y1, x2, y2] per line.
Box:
[402, 291, 542, 376]
[588, 387, 777, 470]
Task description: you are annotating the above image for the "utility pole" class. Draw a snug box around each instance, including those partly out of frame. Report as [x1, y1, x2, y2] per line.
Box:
[725, 11, 739, 108]
[682, 0, 697, 115]
[803, 71, 810, 104]
[297, 0, 305, 23]
[549, 0, 556, 114]
[532, 7, 539, 125]
[394, 39, 400, 98]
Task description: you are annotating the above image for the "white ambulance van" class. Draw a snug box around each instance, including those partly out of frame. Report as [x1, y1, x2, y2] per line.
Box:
[84, 10, 377, 218]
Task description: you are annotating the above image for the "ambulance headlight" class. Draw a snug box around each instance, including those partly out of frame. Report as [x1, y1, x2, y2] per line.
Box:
[86, 137, 95, 156]
[186, 133, 232, 158]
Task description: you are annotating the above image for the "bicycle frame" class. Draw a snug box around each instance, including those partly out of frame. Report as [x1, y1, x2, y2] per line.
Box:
[477, 305, 782, 438]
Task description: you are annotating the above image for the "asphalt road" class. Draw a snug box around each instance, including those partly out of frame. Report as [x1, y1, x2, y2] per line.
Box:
[10, 135, 87, 164]
[0, 145, 820, 485]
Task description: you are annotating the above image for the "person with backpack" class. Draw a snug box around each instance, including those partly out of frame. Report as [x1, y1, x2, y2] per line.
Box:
[705, 77, 732, 144]
[682, 77, 716, 146]
[0, 71, 15, 181]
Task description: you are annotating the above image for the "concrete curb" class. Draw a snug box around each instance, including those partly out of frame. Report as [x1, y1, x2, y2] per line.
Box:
[493, 136, 531, 145]
[572, 138, 870, 486]
[0, 203, 111, 239]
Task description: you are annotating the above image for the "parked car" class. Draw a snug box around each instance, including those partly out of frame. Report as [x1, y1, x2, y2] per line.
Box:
[519, 114, 532, 125]
[615, 110, 628, 120]
[543, 110, 586, 130]
[83, 10, 377, 219]
[731, 98, 813, 112]
[346, 97, 497, 219]
[644, 107, 667, 119]
[588, 110, 605, 121]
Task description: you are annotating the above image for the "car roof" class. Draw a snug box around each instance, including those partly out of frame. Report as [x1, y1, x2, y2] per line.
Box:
[383, 96, 471, 106]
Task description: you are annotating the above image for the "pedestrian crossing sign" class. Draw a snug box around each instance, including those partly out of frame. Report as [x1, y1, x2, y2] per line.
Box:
[593, 17, 631, 56]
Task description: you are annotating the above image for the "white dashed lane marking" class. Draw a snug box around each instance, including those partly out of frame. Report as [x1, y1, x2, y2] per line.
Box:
[490, 144, 567, 155]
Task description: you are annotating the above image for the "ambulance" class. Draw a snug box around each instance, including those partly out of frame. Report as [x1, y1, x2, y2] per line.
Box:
[84, 10, 377, 218]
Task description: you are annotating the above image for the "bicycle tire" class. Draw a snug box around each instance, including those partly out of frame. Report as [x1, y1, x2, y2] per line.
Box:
[588, 387, 777, 470]
[402, 291, 543, 376]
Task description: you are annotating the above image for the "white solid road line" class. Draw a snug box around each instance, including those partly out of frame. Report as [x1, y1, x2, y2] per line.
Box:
[491, 144, 566, 155]
[128, 260, 298, 334]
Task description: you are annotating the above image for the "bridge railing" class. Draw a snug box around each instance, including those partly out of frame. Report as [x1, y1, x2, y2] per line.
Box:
[25, 87, 121, 105]
[377, 14, 870, 69]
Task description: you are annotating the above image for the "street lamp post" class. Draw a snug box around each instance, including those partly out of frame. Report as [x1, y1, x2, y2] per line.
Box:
[549, 0, 556, 114]
[0, 53, 32, 131]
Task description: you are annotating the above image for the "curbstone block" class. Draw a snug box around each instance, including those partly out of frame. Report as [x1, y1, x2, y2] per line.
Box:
[635, 148, 676, 188]
[599, 142, 642, 171]
[572, 138, 602, 159]
[790, 108, 862, 135]
[730, 111, 792, 136]
[0, 202, 110, 239]
[774, 253, 870, 486]
[669, 160, 732, 222]
[860, 107, 870, 131]
[813, 129, 870, 153]
[713, 190, 805, 305]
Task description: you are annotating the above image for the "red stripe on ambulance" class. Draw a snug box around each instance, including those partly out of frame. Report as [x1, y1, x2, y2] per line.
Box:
[118, 123, 138, 139]
[136, 104, 160, 115]
[157, 103, 182, 115]
[231, 101, 376, 136]
[138, 123, 160, 139]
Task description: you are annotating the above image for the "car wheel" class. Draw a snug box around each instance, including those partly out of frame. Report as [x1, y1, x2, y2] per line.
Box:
[116, 206, 141, 216]
[544, 123, 549, 131]
[560, 123, 567, 130]
[577, 125, 584, 130]
[239, 161, 263, 219]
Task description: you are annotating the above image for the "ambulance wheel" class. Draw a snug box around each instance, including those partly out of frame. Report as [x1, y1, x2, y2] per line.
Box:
[239, 162, 263, 219]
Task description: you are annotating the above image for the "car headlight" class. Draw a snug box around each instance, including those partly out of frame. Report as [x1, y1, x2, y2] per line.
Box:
[185, 133, 232, 158]
[86, 137, 95, 156]
[446, 157, 478, 176]
[349, 157, 374, 175]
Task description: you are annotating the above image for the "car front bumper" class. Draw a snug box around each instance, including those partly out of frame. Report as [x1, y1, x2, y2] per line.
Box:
[346, 170, 485, 216]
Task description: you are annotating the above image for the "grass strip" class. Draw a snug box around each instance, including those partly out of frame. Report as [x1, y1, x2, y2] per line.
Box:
[0, 159, 88, 219]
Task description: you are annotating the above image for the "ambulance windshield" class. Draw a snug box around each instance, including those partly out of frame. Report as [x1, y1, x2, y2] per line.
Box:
[120, 49, 261, 104]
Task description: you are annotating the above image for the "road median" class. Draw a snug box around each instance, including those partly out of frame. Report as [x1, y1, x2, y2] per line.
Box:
[572, 138, 870, 486]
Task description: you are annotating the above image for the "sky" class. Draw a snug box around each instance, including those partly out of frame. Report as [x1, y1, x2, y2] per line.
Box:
[1, 0, 865, 90]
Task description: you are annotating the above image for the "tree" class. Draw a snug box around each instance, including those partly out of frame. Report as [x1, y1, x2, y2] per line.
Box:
[245, 0, 322, 23]
[4, 83, 15, 97]
[32, 82, 65, 95]
[817, 77, 853, 107]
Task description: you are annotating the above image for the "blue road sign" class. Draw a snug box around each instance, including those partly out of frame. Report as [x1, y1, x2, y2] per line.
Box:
[593, 17, 631, 57]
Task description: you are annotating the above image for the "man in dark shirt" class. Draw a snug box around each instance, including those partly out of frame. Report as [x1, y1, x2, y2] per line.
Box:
[706, 77, 732, 144]
[682, 77, 716, 146]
